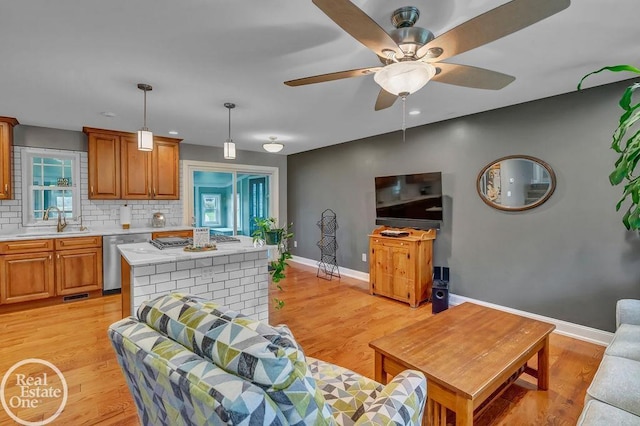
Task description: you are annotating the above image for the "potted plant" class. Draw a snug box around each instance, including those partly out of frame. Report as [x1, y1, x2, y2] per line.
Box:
[252, 217, 294, 309]
[578, 65, 640, 229]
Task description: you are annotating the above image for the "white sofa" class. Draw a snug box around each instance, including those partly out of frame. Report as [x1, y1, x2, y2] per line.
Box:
[577, 299, 640, 425]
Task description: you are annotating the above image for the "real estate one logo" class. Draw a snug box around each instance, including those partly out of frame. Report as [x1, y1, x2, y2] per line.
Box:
[1, 358, 68, 426]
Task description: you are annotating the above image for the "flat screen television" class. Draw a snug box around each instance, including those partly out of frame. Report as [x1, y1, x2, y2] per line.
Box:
[374, 172, 443, 225]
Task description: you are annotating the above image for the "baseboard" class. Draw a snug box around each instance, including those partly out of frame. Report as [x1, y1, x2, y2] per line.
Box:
[290, 256, 369, 281]
[290, 255, 613, 347]
[447, 294, 613, 347]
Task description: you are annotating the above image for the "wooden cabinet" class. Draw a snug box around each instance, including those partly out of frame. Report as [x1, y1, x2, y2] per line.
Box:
[55, 236, 102, 296]
[151, 229, 193, 239]
[0, 236, 102, 307]
[0, 117, 19, 200]
[369, 226, 436, 308]
[121, 134, 152, 199]
[83, 127, 181, 200]
[0, 239, 54, 304]
[87, 131, 121, 199]
[152, 138, 180, 199]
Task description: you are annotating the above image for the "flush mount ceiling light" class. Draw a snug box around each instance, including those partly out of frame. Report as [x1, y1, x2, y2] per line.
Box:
[263, 136, 284, 153]
[223, 102, 236, 160]
[137, 83, 153, 151]
[373, 61, 436, 97]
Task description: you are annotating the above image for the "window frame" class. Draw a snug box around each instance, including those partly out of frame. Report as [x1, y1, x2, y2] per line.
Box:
[21, 148, 81, 228]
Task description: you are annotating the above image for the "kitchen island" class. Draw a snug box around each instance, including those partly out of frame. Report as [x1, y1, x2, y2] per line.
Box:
[118, 236, 270, 321]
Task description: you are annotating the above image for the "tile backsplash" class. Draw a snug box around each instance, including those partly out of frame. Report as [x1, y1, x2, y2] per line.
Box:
[0, 147, 184, 231]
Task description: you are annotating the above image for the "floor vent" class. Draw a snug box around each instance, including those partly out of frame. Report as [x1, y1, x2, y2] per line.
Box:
[63, 293, 89, 302]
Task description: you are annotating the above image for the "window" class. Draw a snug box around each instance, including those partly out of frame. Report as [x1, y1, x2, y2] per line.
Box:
[183, 161, 279, 236]
[22, 148, 81, 227]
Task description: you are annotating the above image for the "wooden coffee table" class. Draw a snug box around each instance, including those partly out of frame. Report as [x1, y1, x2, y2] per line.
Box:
[369, 302, 555, 426]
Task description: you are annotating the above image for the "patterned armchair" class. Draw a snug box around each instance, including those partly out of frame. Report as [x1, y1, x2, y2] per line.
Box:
[108, 293, 426, 425]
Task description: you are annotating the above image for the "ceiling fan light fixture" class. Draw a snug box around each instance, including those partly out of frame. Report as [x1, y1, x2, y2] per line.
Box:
[223, 103, 236, 160]
[263, 136, 284, 153]
[374, 61, 436, 96]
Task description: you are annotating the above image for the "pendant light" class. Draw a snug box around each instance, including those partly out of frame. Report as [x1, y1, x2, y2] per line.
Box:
[223, 102, 236, 160]
[263, 136, 284, 153]
[137, 83, 153, 151]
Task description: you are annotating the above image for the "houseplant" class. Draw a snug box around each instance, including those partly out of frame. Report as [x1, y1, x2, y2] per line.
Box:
[578, 65, 640, 229]
[252, 217, 294, 309]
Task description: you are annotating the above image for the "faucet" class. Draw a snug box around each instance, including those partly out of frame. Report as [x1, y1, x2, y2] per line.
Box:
[77, 215, 87, 231]
[43, 206, 67, 232]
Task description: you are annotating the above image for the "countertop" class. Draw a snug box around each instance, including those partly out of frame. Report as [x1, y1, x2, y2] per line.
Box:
[0, 225, 194, 242]
[118, 236, 268, 266]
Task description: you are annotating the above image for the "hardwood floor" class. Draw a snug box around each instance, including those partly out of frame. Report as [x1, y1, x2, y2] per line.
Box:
[0, 262, 604, 425]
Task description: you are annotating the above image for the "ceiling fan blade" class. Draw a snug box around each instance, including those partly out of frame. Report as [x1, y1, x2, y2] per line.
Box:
[374, 89, 398, 111]
[284, 66, 381, 87]
[313, 0, 404, 59]
[417, 0, 570, 62]
[431, 63, 515, 90]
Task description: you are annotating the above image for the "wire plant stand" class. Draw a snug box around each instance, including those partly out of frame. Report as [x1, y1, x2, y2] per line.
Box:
[317, 209, 341, 280]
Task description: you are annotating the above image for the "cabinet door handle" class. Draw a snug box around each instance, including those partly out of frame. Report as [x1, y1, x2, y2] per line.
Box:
[4, 184, 7, 194]
[90, 186, 94, 196]
[152, 188, 156, 198]
[48, 255, 52, 261]
[57, 254, 60, 259]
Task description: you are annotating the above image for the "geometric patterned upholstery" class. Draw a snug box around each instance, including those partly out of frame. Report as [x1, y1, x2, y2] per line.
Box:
[307, 357, 426, 425]
[137, 293, 334, 425]
[109, 292, 427, 425]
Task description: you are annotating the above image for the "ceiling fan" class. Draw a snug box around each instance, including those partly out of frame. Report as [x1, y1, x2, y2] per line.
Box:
[284, 0, 571, 111]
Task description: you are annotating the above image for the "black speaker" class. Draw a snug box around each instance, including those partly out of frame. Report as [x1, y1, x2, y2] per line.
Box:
[432, 280, 449, 314]
[433, 266, 442, 281]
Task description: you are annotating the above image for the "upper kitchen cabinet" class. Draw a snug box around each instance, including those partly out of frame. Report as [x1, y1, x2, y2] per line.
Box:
[83, 127, 181, 200]
[121, 134, 152, 199]
[0, 117, 19, 200]
[85, 129, 121, 199]
[151, 137, 180, 199]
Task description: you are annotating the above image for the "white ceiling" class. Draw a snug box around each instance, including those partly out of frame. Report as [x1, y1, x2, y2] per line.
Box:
[0, 0, 637, 155]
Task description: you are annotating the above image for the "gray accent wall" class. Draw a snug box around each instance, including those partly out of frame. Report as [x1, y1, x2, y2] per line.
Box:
[287, 79, 640, 332]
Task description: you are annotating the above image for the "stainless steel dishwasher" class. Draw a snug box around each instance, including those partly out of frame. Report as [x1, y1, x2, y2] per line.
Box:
[103, 233, 152, 294]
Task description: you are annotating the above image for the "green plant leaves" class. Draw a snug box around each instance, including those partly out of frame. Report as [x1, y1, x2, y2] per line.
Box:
[577, 65, 640, 91]
[579, 65, 640, 229]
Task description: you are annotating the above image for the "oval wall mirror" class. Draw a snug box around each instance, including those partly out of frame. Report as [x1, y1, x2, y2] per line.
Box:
[477, 155, 556, 211]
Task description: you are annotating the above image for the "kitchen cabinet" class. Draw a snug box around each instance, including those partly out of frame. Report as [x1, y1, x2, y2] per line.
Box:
[369, 226, 436, 308]
[121, 134, 152, 199]
[83, 127, 181, 200]
[87, 131, 121, 199]
[0, 239, 55, 304]
[151, 229, 193, 239]
[0, 236, 102, 308]
[0, 117, 19, 200]
[55, 236, 102, 296]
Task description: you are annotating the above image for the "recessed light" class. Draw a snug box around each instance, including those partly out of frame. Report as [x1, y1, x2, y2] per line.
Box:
[408, 110, 421, 116]
[168, 130, 179, 135]
[101, 111, 116, 118]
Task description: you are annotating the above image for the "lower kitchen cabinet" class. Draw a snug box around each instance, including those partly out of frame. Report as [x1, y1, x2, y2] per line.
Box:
[0, 236, 102, 309]
[55, 247, 102, 295]
[0, 252, 55, 304]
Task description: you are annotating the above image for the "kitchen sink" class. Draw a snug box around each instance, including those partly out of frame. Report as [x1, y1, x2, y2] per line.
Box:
[13, 229, 91, 238]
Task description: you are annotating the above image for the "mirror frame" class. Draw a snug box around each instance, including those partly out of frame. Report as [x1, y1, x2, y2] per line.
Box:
[476, 155, 556, 212]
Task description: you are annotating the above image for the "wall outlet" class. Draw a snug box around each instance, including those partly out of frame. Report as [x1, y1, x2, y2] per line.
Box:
[362, 253, 367, 262]
[202, 267, 214, 279]
[294, 240, 297, 248]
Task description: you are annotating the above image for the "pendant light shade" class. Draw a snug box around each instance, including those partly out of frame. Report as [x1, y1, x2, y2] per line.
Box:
[224, 103, 236, 160]
[137, 83, 154, 151]
[373, 61, 436, 96]
[263, 136, 284, 153]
